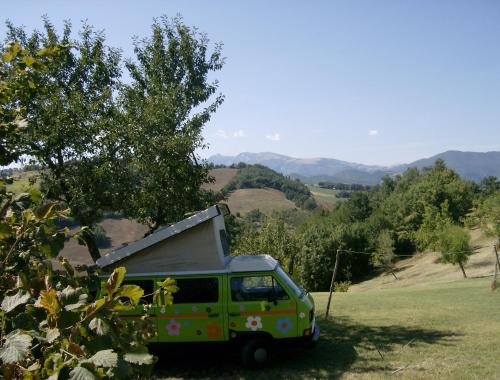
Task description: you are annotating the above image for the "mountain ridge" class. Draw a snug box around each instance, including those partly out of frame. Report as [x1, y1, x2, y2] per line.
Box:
[208, 150, 500, 184]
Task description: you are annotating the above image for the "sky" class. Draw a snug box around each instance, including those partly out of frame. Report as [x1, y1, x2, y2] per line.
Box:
[2, 0, 500, 166]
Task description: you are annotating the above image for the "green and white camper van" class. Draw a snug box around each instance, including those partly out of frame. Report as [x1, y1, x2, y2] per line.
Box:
[96, 205, 319, 366]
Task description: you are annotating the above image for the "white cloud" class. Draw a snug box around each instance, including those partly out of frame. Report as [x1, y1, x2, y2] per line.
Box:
[215, 129, 228, 139]
[368, 129, 379, 136]
[233, 129, 247, 138]
[265, 133, 281, 141]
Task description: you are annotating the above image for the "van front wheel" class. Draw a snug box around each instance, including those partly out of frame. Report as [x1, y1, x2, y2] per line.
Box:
[241, 338, 271, 367]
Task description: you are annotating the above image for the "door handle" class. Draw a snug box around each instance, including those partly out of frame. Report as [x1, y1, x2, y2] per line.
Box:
[228, 312, 240, 316]
[208, 313, 220, 318]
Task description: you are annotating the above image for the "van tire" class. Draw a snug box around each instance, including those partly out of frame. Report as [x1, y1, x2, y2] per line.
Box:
[240, 338, 271, 368]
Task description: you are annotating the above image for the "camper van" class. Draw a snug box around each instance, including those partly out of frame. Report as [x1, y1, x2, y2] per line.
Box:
[96, 205, 319, 366]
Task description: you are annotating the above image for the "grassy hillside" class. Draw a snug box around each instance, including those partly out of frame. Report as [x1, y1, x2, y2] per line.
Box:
[351, 227, 497, 291]
[155, 277, 500, 379]
[307, 184, 345, 208]
[226, 188, 297, 215]
[226, 165, 317, 210]
[204, 168, 238, 191]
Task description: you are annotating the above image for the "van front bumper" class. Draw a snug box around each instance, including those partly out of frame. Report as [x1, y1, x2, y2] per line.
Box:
[304, 324, 320, 348]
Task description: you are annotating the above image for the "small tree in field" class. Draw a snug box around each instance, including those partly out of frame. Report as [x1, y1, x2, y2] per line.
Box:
[371, 230, 398, 279]
[437, 225, 474, 278]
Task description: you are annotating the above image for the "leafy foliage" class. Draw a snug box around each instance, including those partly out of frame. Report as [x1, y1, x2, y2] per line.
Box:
[371, 230, 398, 279]
[4, 15, 226, 259]
[437, 225, 474, 278]
[119, 15, 225, 232]
[232, 161, 485, 290]
[0, 39, 178, 379]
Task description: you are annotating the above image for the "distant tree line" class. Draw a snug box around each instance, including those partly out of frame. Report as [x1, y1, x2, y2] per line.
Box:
[318, 181, 371, 191]
[224, 164, 317, 210]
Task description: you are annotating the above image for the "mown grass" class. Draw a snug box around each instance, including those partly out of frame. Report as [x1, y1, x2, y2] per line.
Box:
[154, 278, 500, 379]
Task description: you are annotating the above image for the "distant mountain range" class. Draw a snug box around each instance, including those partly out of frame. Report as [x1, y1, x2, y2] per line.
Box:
[208, 151, 500, 185]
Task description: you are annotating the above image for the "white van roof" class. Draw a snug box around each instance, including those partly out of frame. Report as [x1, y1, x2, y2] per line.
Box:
[120, 255, 279, 278]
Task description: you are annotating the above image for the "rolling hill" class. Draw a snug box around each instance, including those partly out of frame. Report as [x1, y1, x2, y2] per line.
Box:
[209, 150, 500, 184]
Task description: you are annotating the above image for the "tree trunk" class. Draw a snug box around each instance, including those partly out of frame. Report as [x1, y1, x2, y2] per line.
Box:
[458, 262, 467, 278]
[81, 231, 101, 263]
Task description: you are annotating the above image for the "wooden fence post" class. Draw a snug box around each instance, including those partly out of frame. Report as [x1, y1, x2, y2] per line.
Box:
[494, 245, 500, 270]
[493, 245, 500, 291]
[325, 248, 341, 318]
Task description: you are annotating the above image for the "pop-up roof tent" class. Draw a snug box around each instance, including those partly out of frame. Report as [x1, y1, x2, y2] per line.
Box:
[95, 205, 232, 274]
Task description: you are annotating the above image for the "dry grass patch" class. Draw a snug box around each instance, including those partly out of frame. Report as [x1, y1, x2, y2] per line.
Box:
[203, 168, 238, 191]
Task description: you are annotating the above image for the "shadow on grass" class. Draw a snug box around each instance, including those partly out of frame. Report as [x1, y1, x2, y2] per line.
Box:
[152, 316, 458, 379]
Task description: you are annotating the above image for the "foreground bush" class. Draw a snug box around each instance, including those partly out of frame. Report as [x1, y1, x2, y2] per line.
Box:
[0, 188, 176, 379]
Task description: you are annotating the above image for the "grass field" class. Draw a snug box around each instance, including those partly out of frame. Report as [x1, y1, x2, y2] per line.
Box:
[155, 277, 500, 379]
[226, 188, 297, 215]
[307, 185, 345, 209]
[5, 170, 39, 194]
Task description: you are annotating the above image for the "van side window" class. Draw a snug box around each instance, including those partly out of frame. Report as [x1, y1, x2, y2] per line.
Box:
[122, 280, 153, 304]
[173, 278, 219, 303]
[230, 276, 289, 301]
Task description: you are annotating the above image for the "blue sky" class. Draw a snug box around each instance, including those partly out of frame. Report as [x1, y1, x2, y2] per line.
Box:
[2, 0, 500, 165]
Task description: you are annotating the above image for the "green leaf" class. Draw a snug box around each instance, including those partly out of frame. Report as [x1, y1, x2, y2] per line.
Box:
[63, 287, 88, 311]
[1, 290, 30, 313]
[85, 298, 106, 316]
[46, 328, 60, 343]
[123, 350, 155, 365]
[116, 285, 144, 305]
[36, 288, 61, 316]
[69, 365, 96, 380]
[85, 349, 118, 368]
[2, 52, 13, 62]
[22, 55, 36, 67]
[105, 267, 126, 296]
[158, 278, 179, 293]
[27, 188, 42, 204]
[0, 222, 13, 239]
[0, 330, 32, 364]
[35, 202, 56, 220]
[88, 317, 110, 336]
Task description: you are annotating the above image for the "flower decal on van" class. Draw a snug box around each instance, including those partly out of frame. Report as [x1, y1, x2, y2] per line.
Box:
[206, 322, 222, 339]
[276, 317, 292, 335]
[166, 319, 181, 336]
[245, 316, 262, 331]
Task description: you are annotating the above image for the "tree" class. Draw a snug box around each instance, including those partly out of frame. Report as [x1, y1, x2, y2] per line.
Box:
[437, 225, 474, 278]
[4, 18, 123, 261]
[0, 41, 179, 380]
[233, 217, 300, 274]
[371, 230, 398, 279]
[120, 16, 225, 232]
[472, 192, 500, 245]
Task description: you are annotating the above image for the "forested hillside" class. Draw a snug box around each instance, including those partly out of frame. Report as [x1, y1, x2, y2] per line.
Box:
[227, 160, 500, 291]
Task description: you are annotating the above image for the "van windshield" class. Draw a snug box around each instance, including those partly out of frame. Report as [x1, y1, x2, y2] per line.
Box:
[276, 266, 303, 298]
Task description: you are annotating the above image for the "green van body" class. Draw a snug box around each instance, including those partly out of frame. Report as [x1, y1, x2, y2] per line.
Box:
[118, 255, 319, 347]
[95, 206, 319, 364]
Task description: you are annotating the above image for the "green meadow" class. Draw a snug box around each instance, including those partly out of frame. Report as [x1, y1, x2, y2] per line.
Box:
[156, 277, 500, 379]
